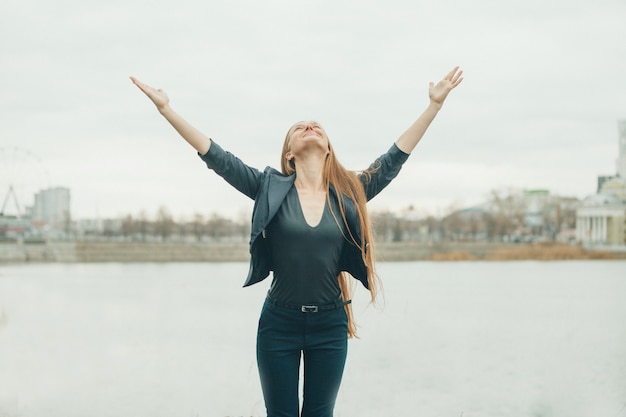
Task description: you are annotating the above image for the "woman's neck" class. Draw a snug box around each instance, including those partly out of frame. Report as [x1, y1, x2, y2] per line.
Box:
[293, 155, 326, 193]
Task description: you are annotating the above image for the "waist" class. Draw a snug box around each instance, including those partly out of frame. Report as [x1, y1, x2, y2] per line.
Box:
[265, 294, 351, 313]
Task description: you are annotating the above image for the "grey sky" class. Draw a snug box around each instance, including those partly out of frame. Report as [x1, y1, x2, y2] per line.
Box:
[1, 0, 625, 220]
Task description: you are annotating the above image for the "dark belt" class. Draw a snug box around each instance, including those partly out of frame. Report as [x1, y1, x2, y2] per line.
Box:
[266, 295, 351, 313]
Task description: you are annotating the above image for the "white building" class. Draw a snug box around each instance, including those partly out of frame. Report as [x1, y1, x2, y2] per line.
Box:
[617, 119, 626, 178]
[576, 121, 626, 246]
[32, 187, 71, 230]
[576, 194, 625, 245]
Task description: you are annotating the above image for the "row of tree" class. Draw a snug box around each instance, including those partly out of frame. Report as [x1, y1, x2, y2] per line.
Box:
[82, 188, 579, 243]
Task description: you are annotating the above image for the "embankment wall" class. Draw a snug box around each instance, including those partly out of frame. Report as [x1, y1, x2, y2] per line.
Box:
[1, 240, 622, 263]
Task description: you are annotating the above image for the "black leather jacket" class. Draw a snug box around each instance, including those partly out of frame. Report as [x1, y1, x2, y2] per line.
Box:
[198, 140, 409, 289]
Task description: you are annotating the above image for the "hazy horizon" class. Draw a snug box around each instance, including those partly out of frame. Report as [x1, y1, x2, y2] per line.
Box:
[1, 0, 625, 219]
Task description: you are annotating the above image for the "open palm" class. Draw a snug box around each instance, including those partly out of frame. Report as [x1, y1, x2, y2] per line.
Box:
[429, 66, 463, 105]
[130, 76, 170, 110]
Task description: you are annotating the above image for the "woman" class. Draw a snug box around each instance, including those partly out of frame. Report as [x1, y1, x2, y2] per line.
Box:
[130, 66, 462, 417]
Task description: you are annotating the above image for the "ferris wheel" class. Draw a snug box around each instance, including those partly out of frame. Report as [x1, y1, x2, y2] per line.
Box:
[0, 147, 50, 218]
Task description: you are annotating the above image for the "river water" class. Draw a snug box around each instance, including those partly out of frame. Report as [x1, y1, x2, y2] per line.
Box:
[0, 261, 625, 417]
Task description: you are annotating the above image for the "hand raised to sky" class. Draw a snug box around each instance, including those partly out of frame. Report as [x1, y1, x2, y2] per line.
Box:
[130, 76, 170, 112]
[428, 66, 463, 106]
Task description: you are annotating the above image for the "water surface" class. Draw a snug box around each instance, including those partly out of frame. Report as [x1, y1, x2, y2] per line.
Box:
[0, 261, 625, 417]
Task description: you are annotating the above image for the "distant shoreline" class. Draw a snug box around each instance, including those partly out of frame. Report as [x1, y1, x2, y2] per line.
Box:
[1, 241, 624, 264]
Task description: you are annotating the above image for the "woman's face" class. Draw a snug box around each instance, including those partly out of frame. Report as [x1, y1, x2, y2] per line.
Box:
[286, 121, 330, 159]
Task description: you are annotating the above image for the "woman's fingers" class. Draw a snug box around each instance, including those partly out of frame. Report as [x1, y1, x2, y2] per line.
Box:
[129, 76, 145, 90]
[130, 76, 156, 96]
[445, 66, 459, 79]
[445, 66, 463, 88]
[129, 76, 168, 106]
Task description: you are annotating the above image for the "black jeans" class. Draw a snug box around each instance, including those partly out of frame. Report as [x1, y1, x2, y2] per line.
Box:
[256, 299, 349, 417]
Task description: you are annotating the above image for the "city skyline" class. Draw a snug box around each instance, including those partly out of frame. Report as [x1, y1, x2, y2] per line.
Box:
[1, 0, 625, 219]
[1, 117, 625, 221]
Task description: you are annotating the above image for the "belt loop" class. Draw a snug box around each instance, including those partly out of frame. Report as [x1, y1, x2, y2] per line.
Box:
[337, 298, 351, 308]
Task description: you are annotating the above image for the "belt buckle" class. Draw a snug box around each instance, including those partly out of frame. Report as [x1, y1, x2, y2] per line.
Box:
[301, 305, 318, 313]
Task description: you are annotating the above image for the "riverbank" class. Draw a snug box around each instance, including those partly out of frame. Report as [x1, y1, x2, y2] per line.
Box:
[1, 240, 624, 263]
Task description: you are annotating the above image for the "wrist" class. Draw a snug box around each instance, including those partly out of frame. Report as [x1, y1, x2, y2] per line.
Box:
[428, 100, 443, 112]
[158, 104, 173, 116]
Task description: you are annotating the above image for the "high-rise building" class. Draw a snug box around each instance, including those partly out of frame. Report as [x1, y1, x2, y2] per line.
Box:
[32, 187, 70, 230]
[618, 120, 626, 178]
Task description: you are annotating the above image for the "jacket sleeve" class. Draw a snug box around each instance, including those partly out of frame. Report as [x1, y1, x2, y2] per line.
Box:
[360, 143, 410, 201]
[198, 140, 263, 200]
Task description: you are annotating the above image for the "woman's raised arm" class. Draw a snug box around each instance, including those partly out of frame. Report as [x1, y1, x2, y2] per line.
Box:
[395, 66, 463, 154]
[130, 76, 212, 155]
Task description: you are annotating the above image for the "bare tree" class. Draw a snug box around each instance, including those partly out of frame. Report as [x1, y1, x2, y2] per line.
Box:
[371, 211, 395, 242]
[191, 213, 206, 242]
[486, 188, 526, 241]
[137, 210, 150, 242]
[206, 212, 230, 241]
[154, 206, 175, 241]
[121, 214, 137, 240]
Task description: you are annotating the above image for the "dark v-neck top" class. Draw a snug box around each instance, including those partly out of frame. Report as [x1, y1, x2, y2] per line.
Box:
[265, 186, 346, 305]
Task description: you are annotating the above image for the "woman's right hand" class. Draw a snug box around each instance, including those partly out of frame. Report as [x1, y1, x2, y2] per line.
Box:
[130, 76, 212, 155]
[130, 76, 170, 112]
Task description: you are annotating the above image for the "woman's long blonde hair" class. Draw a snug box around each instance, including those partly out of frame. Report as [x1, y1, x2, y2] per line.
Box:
[280, 122, 381, 338]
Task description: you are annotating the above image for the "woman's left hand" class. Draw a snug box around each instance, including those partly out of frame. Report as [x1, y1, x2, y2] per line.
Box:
[429, 66, 463, 106]
[130, 76, 170, 112]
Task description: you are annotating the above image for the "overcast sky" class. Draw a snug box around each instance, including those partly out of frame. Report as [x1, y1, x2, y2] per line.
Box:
[1, 0, 625, 220]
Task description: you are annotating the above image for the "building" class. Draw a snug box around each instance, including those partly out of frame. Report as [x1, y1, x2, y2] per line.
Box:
[576, 121, 626, 246]
[576, 194, 625, 245]
[32, 187, 71, 231]
[523, 189, 551, 229]
[617, 119, 626, 178]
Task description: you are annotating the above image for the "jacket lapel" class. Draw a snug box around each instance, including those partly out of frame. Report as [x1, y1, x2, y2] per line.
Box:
[267, 172, 295, 221]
